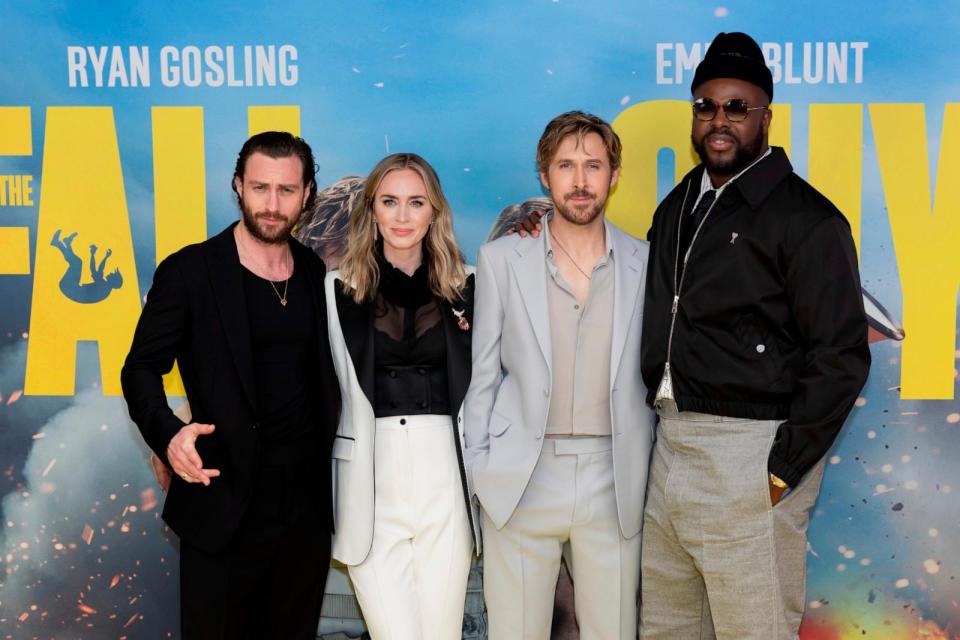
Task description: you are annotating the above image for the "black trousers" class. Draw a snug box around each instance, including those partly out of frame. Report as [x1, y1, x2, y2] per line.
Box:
[179, 458, 331, 640]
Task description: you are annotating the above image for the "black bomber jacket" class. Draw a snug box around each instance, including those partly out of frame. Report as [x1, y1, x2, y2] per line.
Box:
[640, 147, 871, 487]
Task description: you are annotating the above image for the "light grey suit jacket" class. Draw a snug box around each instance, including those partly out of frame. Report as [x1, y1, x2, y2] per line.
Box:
[463, 219, 655, 544]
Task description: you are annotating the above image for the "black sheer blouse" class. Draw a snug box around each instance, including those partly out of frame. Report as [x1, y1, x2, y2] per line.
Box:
[373, 250, 451, 417]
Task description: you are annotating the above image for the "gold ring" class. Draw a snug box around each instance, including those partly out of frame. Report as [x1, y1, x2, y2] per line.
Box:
[181, 473, 190, 481]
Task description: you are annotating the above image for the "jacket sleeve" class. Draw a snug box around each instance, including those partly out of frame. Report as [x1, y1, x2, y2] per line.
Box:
[769, 216, 871, 486]
[462, 243, 505, 494]
[120, 255, 189, 467]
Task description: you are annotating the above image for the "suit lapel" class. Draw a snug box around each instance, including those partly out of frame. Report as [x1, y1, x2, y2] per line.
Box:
[203, 222, 257, 414]
[441, 273, 475, 414]
[290, 239, 327, 372]
[334, 281, 376, 406]
[608, 223, 643, 385]
[510, 232, 552, 372]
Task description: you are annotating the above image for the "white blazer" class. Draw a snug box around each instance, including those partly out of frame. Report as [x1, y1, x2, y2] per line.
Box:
[324, 269, 478, 565]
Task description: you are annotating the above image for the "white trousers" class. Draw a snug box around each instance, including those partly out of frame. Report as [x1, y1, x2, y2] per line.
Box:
[348, 414, 473, 640]
[481, 436, 641, 640]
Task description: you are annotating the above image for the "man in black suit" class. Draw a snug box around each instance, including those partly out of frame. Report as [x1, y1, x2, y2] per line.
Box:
[122, 131, 340, 639]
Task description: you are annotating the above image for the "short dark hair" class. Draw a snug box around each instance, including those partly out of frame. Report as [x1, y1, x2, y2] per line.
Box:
[232, 131, 317, 211]
[536, 111, 622, 174]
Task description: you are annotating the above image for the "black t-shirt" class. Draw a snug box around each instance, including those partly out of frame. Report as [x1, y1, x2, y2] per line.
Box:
[242, 258, 321, 448]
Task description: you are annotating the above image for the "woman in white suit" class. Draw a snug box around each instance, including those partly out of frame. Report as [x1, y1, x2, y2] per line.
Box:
[324, 153, 476, 640]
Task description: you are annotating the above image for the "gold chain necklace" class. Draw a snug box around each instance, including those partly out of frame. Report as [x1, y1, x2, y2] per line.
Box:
[236, 231, 291, 307]
[269, 278, 289, 307]
[549, 229, 592, 281]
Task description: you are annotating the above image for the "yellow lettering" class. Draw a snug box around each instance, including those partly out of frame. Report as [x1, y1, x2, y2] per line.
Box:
[767, 104, 791, 159]
[0, 107, 32, 155]
[0, 175, 34, 206]
[152, 107, 208, 396]
[608, 100, 694, 238]
[23, 175, 34, 206]
[0, 227, 30, 275]
[809, 104, 862, 254]
[152, 107, 207, 263]
[871, 103, 960, 399]
[247, 106, 300, 137]
[25, 107, 142, 396]
[0, 108, 33, 275]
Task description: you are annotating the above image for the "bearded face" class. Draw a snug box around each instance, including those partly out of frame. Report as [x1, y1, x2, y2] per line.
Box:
[691, 78, 771, 185]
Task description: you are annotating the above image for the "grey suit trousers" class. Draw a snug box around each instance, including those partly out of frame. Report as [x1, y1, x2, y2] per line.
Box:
[640, 400, 825, 640]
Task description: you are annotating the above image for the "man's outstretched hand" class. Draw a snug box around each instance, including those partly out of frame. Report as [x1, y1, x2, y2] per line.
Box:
[166, 423, 220, 486]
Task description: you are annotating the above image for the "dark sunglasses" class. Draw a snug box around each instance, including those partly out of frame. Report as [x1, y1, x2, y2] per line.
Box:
[692, 97, 768, 122]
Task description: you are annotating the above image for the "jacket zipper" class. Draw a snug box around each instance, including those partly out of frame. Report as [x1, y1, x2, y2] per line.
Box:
[662, 179, 717, 394]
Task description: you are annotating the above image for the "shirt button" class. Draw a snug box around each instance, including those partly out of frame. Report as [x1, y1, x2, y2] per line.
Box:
[400, 418, 407, 425]
[574, 304, 580, 310]
[756, 344, 766, 354]
[543, 388, 549, 397]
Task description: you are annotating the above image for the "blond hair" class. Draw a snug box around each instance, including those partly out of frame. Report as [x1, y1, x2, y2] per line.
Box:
[339, 153, 467, 304]
[536, 111, 622, 174]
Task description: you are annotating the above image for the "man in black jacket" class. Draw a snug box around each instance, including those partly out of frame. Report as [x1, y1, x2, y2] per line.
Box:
[121, 132, 340, 639]
[639, 33, 871, 639]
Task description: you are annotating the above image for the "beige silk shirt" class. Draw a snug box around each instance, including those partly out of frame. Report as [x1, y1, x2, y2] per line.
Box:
[544, 223, 615, 437]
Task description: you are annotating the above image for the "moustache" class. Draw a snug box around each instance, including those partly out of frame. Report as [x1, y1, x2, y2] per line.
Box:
[254, 211, 289, 222]
[565, 190, 596, 201]
[705, 128, 739, 143]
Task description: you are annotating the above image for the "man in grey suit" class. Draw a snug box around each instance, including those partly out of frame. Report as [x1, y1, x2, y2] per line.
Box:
[464, 111, 654, 639]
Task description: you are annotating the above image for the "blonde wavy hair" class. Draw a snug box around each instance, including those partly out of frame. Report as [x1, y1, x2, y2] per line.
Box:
[339, 153, 467, 304]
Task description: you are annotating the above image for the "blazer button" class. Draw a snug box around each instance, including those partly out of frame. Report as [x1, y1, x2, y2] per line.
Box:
[419, 402, 428, 409]
[252, 423, 257, 430]
[542, 388, 549, 397]
[418, 368, 426, 376]
[389, 370, 398, 378]
[400, 418, 407, 425]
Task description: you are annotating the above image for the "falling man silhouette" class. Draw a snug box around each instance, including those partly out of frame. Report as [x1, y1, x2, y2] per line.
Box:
[51, 229, 123, 303]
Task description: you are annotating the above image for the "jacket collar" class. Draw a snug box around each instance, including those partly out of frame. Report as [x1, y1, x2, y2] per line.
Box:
[730, 146, 792, 209]
[333, 282, 376, 406]
[334, 272, 476, 414]
[439, 274, 475, 413]
[509, 216, 642, 381]
[204, 222, 257, 413]
[203, 221, 325, 416]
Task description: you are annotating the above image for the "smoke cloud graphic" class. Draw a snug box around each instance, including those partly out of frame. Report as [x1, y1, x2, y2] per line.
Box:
[0, 342, 178, 637]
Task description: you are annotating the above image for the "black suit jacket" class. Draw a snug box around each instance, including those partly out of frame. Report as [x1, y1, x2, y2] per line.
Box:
[121, 222, 340, 552]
